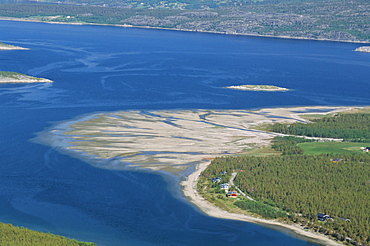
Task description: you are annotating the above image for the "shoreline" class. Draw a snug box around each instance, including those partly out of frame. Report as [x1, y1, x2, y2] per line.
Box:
[180, 162, 342, 246]
[0, 16, 369, 44]
[179, 106, 365, 246]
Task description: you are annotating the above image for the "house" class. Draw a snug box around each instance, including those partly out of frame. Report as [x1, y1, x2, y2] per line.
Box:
[212, 177, 221, 183]
[331, 158, 342, 162]
[220, 183, 230, 190]
[219, 171, 227, 175]
[361, 147, 370, 152]
[317, 213, 330, 221]
[340, 218, 350, 222]
[226, 191, 238, 198]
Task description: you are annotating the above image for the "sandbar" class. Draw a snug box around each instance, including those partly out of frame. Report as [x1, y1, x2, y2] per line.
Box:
[225, 85, 290, 91]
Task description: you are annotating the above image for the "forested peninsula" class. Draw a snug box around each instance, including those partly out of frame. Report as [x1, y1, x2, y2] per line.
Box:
[0, 0, 369, 43]
[200, 109, 370, 246]
[38, 106, 368, 246]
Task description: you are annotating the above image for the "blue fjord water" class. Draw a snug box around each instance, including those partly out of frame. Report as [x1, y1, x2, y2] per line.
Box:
[0, 20, 370, 245]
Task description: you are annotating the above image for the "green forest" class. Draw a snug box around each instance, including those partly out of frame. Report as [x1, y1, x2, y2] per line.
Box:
[200, 112, 370, 245]
[269, 113, 370, 142]
[0, 222, 95, 246]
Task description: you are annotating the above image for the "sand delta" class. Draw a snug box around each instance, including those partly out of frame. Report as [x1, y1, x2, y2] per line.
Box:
[36, 105, 364, 245]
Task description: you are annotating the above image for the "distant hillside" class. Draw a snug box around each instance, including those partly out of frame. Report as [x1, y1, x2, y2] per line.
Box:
[0, 0, 369, 42]
[30, 0, 327, 9]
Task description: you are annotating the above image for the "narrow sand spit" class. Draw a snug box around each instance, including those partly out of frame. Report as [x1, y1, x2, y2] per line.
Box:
[35, 105, 363, 245]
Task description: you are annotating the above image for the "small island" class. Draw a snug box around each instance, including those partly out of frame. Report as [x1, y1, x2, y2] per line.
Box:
[225, 85, 289, 91]
[0, 42, 28, 50]
[0, 71, 52, 83]
[354, 46, 370, 53]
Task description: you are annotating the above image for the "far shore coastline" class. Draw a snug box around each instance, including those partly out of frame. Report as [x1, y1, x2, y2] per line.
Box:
[1, 16, 369, 44]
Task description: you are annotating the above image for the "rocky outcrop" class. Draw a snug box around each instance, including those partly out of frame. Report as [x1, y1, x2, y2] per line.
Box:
[0, 73, 52, 83]
[0, 43, 28, 50]
[354, 46, 370, 53]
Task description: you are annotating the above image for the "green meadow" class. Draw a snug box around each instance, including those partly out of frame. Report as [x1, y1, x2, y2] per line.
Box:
[298, 141, 370, 155]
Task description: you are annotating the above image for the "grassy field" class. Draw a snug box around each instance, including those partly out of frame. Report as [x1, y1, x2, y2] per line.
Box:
[239, 146, 281, 156]
[298, 141, 370, 155]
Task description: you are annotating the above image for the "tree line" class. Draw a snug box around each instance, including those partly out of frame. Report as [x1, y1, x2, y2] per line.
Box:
[268, 113, 370, 142]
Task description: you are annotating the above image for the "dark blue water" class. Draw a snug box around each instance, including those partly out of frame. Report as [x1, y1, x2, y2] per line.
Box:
[1, 20, 369, 245]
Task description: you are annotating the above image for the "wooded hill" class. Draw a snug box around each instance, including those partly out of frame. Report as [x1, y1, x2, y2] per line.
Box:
[201, 112, 370, 245]
[0, 0, 369, 42]
[0, 222, 95, 246]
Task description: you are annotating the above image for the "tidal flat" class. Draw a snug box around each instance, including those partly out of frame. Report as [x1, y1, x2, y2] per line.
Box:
[36, 106, 356, 174]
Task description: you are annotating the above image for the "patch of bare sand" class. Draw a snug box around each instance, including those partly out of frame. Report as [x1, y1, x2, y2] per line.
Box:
[63, 109, 279, 171]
